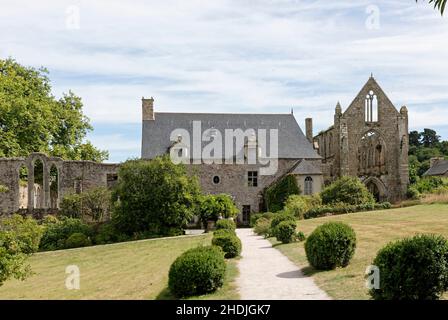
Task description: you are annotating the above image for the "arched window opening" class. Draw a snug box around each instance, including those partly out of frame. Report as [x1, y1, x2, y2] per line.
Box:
[365, 90, 378, 122]
[18, 165, 28, 209]
[304, 176, 313, 195]
[358, 130, 386, 176]
[50, 165, 59, 209]
[33, 159, 44, 209]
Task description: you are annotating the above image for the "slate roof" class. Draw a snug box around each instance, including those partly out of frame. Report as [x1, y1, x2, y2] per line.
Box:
[424, 160, 448, 176]
[290, 159, 322, 175]
[142, 112, 321, 160]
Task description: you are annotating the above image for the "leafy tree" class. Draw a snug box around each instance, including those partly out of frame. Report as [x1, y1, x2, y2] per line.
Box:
[198, 194, 239, 228]
[112, 156, 201, 236]
[420, 128, 440, 148]
[0, 58, 107, 161]
[409, 130, 421, 147]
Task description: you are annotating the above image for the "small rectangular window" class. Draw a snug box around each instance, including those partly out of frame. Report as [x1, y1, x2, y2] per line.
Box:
[247, 171, 258, 187]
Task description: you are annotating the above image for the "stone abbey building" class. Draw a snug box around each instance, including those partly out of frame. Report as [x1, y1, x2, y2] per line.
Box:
[0, 76, 409, 221]
[313, 76, 409, 202]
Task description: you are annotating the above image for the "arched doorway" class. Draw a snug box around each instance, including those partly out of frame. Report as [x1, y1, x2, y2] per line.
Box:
[364, 177, 386, 202]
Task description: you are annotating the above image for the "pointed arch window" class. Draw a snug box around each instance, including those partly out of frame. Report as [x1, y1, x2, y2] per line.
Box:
[365, 90, 378, 122]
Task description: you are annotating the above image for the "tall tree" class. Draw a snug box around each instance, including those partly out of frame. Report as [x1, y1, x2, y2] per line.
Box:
[409, 130, 421, 147]
[420, 128, 440, 148]
[0, 58, 108, 162]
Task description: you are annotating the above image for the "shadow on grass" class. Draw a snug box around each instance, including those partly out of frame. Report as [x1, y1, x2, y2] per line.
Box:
[156, 287, 176, 300]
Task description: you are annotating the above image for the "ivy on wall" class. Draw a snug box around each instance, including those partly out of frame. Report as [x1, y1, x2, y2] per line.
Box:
[265, 174, 301, 212]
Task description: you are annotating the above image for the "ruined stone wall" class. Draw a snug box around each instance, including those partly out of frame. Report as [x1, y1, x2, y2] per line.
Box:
[313, 78, 409, 203]
[0, 153, 119, 215]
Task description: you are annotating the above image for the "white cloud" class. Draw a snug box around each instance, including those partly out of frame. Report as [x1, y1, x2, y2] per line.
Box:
[0, 0, 447, 162]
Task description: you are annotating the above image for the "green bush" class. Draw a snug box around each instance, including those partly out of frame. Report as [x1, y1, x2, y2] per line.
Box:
[168, 246, 226, 297]
[198, 194, 239, 228]
[370, 234, 448, 300]
[215, 219, 236, 231]
[93, 222, 129, 244]
[305, 222, 356, 270]
[0, 215, 43, 254]
[0, 234, 30, 286]
[250, 213, 263, 227]
[40, 217, 93, 251]
[262, 212, 274, 220]
[265, 174, 301, 212]
[254, 218, 271, 236]
[212, 233, 242, 258]
[321, 176, 375, 205]
[60, 193, 82, 219]
[275, 221, 297, 244]
[213, 228, 235, 237]
[406, 186, 421, 200]
[270, 213, 295, 230]
[413, 176, 445, 194]
[284, 194, 321, 219]
[112, 156, 201, 237]
[296, 231, 306, 242]
[65, 233, 92, 249]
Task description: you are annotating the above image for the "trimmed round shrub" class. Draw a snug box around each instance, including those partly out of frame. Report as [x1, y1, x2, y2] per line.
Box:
[305, 222, 356, 270]
[276, 220, 297, 244]
[215, 219, 236, 231]
[296, 231, 306, 242]
[370, 234, 448, 300]
[212, 234, 242, 258]
[65, 233, 92, 249]
[168, 246, 226, 297]
[262, 212, 274, 220]
[270, 213, 295, 231]
[254, 217, 271, 236]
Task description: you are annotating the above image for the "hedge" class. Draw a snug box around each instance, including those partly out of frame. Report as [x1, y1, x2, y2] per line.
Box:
[265, 174, 300, 212]
[304, 202, 391, 219]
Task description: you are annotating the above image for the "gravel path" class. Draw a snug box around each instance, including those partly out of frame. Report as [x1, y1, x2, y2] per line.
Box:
[236, 228, 331, 300]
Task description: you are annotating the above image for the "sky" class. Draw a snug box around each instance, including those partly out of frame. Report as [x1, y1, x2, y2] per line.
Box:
[0, 0, 447, 163]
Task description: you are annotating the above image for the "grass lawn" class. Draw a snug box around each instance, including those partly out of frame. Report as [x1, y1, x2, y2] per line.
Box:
[270, 204, 448, 300]
[0, 233, 239, 300]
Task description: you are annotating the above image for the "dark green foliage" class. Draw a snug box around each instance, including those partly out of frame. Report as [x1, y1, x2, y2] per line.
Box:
[215, 219, 236, 231]
[39, 217, 93, 251]
[0, 215, 43, 254]
[304, 202, 391, 219]
[168, 246, 226, 297]
[112, 157, 201, 237]
[65, 233, 92, 249]
[406, 186, 421, 199]
[321, 176, 375, 205]
[305, 222, 356, 270]
[59, 193, 82, 219]
[212, 234, 242, 258]
[262, 212, 275, 220]
[94, 222, 129, 245]
[370, 234, 448, 300]
[265, 174, 301, 212]
[275, 221, 297, 244]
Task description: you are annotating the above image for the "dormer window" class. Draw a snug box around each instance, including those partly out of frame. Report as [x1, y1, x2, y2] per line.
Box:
[365, 90, 378, 122]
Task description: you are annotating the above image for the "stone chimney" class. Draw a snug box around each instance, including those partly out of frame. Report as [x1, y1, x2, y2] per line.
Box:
[142, 97, 155, 121]
[305, 118, 313, 143]
[430, 157, 444, 168]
